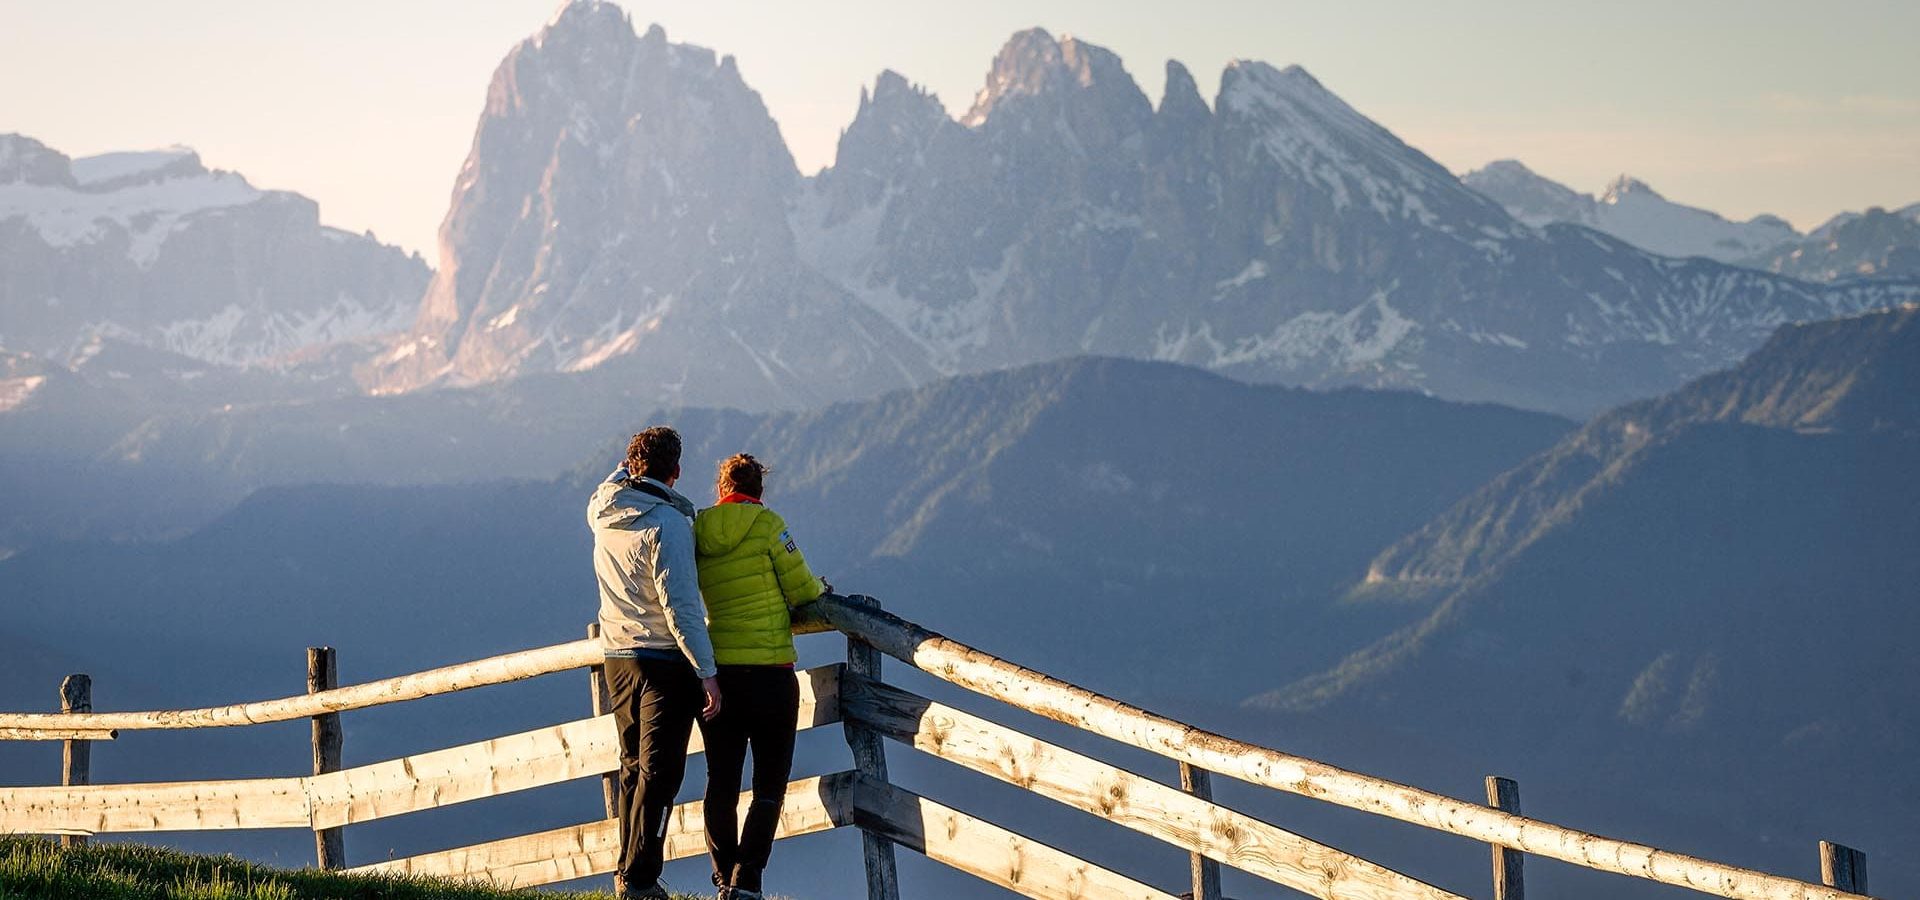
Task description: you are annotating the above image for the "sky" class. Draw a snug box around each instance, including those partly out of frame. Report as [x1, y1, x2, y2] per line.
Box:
[3, 0, 1915, 256]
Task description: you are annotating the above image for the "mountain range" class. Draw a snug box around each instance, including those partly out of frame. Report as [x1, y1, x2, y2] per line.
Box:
[0, 134, 428, 368]
[1463, 157, 1920, 281]
[377, 5, 1918, 419]
[1259, 304, 1920, 894]
[6, 2, 1919, 485]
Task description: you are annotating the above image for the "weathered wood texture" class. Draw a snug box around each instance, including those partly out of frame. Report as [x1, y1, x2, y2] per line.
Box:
[585, 624, 617, 821]
[1, 615, 844, 740]
[1180, 762, 1224, 900]
[853, 776, 1179, 900]
[0, 666, 841, 836]
[1820, 843, 1868, 894]
[846, 676, 1463, 900]
[817, 596, 1876, 900]
[2, 777, 314, 834]
[789, 602, 838, 635]
[308, 648, 345, 869]
[1486, 776, 1524, 900]
[348, 772, 854, 888]
[59, 675, 92, 849]
[841, 595, 902, 900]
[0, 727, 115, 741]
[0, 639, 605, 734]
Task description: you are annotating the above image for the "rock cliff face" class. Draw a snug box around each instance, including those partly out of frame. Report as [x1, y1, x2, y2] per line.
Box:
[0, 134, 427, 366]
[368, 3, 933, 409]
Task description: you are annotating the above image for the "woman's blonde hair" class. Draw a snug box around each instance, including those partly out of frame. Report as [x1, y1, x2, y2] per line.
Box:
[716, 453, 768, 499]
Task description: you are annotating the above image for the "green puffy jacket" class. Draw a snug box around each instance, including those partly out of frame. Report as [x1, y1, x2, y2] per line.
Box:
[692, 499, 825, 666]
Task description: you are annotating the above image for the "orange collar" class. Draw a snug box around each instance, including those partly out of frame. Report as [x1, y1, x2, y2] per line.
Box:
[717, 493, 762, 506]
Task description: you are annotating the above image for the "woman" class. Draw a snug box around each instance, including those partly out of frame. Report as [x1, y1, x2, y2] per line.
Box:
[692, 453, 828, 900]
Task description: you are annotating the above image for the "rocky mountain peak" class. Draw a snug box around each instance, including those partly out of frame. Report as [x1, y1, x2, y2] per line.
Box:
[539, 0, 630, 43]
[1217, 59, 1497, 229]
[961, 29, 1149, 130]
[1601, 174, 1661, 204]
[1158, 59, 1208, 119]
[374, 9, 925, 406]
[856, 69, 947, 130]
[1461, 158, 1591, 226]
[0, 134, 76, 187]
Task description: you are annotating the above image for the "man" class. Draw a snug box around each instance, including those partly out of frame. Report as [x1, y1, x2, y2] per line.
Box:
[589, 426, 723, 899]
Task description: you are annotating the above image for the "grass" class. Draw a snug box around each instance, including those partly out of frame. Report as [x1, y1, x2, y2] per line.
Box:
[0, 837, 712, 900]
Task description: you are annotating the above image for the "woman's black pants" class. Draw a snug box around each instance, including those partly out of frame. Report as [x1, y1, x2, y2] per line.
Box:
[698, 665, 800, 892]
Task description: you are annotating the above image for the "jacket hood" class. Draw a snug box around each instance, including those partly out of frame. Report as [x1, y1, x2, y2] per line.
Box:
[589, 469, 696, 528]
[695, 501, 769, 556]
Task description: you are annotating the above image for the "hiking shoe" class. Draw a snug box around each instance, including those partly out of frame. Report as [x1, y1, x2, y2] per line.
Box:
[620, 882, 671, 900]
[723, 889, 766, 900]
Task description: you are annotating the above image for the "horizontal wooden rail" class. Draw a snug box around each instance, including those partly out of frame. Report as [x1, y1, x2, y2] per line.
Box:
[0, 727, 116, 742]
[350, 772, 855, 888]
[1, 615, 843, 740]
[307, 665, 840, 829]
[1, 666, 840, 836]
[0, 640, 603, 736]
[847, 676, 1461, 900]
[853, 776, 1179, 900]
[815, 595, 1878, 900]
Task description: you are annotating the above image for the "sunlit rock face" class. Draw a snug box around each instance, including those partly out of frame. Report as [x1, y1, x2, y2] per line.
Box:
[372, 3, 932, 409]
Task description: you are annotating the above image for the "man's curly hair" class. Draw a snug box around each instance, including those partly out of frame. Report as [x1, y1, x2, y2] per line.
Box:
[624, 426, 682, 481]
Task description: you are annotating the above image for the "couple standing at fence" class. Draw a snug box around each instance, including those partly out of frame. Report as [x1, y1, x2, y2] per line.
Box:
[588, 426, 828, 900]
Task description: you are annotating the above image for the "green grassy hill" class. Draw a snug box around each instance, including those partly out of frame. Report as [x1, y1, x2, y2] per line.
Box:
[0, 838, 709, 900]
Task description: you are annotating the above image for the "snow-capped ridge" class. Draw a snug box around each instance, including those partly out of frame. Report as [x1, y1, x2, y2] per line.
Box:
[1601, 174, 1660, 204]
[1, 135, 430, 371]
[70, 147, 201, 188]
[0, 151, 263, 265]
[1466, 161, 1802, 263]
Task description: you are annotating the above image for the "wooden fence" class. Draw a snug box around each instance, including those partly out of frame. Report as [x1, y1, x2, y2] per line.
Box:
[0, 594, 1882, 899]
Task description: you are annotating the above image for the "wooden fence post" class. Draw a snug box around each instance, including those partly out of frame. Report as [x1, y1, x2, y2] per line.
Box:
[1178, 762, 1223, 900]
[1486, 776, 1524, 900]
[1819, 841, 1867, 894]
[585, 623, 617, 820]
[307, 647, 345, 870]
[58, 674, 91, 849]
[842, 595, 901, 900]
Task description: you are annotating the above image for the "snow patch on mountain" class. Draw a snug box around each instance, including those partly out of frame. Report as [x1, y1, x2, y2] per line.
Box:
[145, 296, 417, 366]
[1463, 160, 1798, 263]
[2, 134, 430, 373]
[1221, 62, 1448, 227]
[1156, 289, 1419, 371]
[1214, 259, 1269, 293]
[70, 147, 198, 186]
[0, 374, 47, 412]
[0, 167, 263, 265]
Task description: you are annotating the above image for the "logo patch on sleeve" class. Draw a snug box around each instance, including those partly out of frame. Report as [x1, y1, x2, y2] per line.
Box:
[779, 530, 798, 553]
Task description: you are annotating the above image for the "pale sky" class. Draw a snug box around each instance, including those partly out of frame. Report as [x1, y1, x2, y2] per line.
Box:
[3, 0, 1915, 256]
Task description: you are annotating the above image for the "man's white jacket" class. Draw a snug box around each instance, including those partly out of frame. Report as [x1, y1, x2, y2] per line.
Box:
[587, 469, 718, 677]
